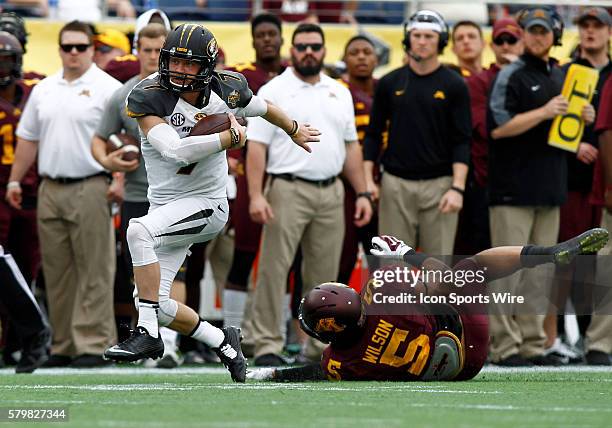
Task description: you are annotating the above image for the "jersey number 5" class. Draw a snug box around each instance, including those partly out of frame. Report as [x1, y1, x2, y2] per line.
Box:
[1, 123, 14, 165]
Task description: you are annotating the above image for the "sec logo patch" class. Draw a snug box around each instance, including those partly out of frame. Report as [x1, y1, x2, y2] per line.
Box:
[171, 113, 185, 127]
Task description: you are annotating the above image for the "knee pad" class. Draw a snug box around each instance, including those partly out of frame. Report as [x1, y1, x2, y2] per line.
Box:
[158, 295, 178, 327]
[127, 221, 157, 266]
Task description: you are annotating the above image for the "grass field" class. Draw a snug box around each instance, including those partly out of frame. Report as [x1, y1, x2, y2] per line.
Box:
[1, 366, 611, 428]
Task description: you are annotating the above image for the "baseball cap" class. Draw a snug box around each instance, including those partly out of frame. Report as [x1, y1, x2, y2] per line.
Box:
[574, 7, 612, 27]
[520, 8, 554, 32]
[95, 29, 130, 53]
[493, 18, 522, 39]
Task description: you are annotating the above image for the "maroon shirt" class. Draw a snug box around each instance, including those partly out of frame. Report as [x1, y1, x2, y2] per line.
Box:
[0, 79, 38, 198]
[467, 64, 499, 187]
[105, 54, 140, 83]
[591, 75, 612, 205]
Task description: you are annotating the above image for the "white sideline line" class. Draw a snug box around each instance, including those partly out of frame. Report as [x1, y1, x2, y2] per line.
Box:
[1, 365, 611, 376]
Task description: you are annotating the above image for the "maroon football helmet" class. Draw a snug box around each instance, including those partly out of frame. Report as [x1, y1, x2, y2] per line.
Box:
[0, 31, 22, 87]
[299, 282, 365, 344]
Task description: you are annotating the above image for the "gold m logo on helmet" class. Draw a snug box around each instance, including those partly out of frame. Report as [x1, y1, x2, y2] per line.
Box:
[315, 318, 345, 333]
[533, 9, 547, 18]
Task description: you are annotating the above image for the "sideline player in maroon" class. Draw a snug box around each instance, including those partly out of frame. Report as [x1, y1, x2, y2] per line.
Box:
[337, 35, 379, 284]
[247, 228, 608, 381]
[0, 32, 40, 285]
[222, 13, 291, 332]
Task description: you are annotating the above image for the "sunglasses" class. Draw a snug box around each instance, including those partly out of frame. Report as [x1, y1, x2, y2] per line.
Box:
[293, 43, 323, 52]
[95, 44, 113, 54]
[493, 35, 518, 46]
[60, 44, 91, 53]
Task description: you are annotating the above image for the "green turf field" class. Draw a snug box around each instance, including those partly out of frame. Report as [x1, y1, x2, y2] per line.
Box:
[1, 366, 611, 428]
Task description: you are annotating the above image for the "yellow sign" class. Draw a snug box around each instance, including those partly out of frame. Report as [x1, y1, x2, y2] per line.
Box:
[548, 64, 599, 152]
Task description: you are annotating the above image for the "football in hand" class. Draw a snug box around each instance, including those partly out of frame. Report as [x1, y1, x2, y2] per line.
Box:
[189, 113, 247, 136]
[106, 133, 140, 162]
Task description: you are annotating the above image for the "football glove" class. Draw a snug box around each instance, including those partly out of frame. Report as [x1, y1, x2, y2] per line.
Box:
[370, 235, 413, 260]
[246, 367, 276, 381]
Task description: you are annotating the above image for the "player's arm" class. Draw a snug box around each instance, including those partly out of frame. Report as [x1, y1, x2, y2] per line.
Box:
[262, 101, 319, 153]
[343, 140, 372, 227]
[91, 135, 139, 172]
[247, 364, 326, 382]
[137, 114, 246, 165]
[246, 139, 273, 224]
[6, 137, 38, 209]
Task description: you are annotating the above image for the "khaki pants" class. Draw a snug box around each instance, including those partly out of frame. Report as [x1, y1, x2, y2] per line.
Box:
[587, 211, 612, 353]
[379, 173, 457, 254]
[38, 176, 116, 356]
[252, 178, 344, 358]
[488, 205, 559, 360]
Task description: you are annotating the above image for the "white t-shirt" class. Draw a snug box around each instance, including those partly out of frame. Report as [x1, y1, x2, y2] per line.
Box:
[17, 64, 121, 178]
[58, 0, 102, 22]
[247, 68, 358, 180]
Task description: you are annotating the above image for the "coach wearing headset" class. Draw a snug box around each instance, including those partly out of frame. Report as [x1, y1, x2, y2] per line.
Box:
[363, 10, 471, 255]
[487, 8, 596, 366]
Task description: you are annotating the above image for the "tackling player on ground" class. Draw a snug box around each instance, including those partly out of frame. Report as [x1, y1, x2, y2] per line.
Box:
[248, 228, 608, 381]
[103, 24, 320, 382]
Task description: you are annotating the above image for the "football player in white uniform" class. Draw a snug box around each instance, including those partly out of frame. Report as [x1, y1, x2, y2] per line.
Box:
[104, 24, 319, 382]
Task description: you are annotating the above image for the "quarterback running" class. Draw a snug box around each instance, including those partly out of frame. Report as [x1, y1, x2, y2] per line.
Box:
[104, 23, 320, 383]
[248, 228, 608, 381]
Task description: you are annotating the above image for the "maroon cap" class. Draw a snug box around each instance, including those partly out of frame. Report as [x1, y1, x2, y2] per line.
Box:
[493, 18, 522, 39]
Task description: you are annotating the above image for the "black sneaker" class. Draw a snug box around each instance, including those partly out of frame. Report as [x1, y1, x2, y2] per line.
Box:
[16, 328, 50, 374]
[254, 353, 289, 367]
[104, 327, 164, 362]
[527, 353, 564, 366]
[41, 354, 72, 368]
[585, 350, 611, 366]
[213, 327, 247, 383]
[493, 353, 534, 367]
[553, 228, 609, 265]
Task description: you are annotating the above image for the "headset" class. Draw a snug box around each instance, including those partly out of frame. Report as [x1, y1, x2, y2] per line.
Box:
[517, 7, 564, 46]
[402, 10, 449, 56]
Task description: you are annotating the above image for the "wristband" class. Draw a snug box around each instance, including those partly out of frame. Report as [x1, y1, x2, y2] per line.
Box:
[450, 186, 464, 195]
[229, 127, 240, 147]
[357, 191, 374, 204]
[7, 181, 20, 190]
[287, 120, 299, 138]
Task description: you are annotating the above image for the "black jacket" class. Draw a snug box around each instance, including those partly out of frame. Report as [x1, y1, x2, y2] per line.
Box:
[364, 64, 471, 180]
[487, 53, 566, 206]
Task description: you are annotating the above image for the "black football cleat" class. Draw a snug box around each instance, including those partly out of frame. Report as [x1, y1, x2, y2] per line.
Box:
[16, 328, 50, 374]
[104, 327, 164, 362]
[553, 228, 609, 265]
[213, 327, 247, 383]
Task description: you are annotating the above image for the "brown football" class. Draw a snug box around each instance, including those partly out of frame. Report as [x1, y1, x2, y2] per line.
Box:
[106, 132, 140, 162]
[189, 113, 247, 136]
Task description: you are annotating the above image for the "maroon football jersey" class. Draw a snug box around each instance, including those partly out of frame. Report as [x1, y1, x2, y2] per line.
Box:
[0, 79, 38, 198]
[340, 79, 377, 145]
[225, 61, 287, 251]
[321, 258, 489, 381]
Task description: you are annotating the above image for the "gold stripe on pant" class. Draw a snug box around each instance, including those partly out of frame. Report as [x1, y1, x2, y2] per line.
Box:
[378, 173, 458, 254]
[252, 178, 344, 358]
[37, 176, 116, 356]
[488, 205, 559, 361]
